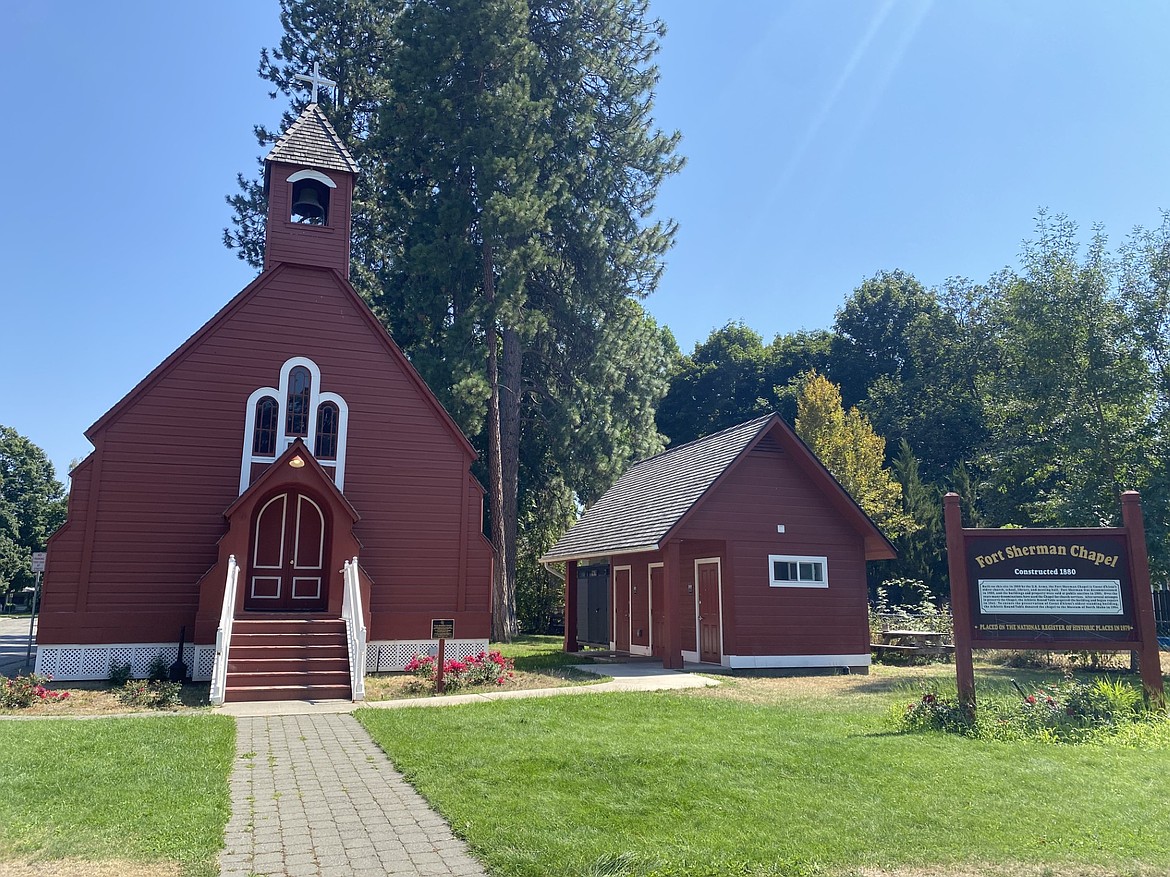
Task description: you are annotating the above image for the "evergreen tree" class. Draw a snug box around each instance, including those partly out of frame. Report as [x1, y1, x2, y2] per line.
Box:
[227, 0, 682, 638]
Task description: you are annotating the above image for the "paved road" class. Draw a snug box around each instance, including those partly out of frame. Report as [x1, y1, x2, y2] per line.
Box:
[220, 714, 486, 877]
[0, 615, 36, 677]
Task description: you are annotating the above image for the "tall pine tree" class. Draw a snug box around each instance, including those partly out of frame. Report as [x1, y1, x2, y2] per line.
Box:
[226, 0, 682, 638]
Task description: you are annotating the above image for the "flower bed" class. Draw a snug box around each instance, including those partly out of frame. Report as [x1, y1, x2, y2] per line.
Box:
[898, 673, 1165, 743]
[1, 672, 71, 709]
[404, 650, 515, 694]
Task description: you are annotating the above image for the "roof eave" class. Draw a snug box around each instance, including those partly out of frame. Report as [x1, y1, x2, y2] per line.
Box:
[539, 542, 661, 565]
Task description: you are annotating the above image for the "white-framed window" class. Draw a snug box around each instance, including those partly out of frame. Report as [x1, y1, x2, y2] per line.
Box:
[768, 554, 828, 588]
[239, 356, 349, 494]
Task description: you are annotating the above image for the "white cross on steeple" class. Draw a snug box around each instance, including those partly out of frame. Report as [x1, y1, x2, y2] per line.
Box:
[294, 61, 337, 104]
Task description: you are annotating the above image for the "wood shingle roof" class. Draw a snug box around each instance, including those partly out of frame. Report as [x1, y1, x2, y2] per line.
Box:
[265, 103, 359, 176]
[541, 415, 776, 562]
[541, 413, 897, 563]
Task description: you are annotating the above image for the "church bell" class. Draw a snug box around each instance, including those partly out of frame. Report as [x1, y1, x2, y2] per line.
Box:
[292, 183, 326, 222]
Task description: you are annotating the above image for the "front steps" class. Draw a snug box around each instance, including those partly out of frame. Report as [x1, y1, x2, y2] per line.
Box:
[225, 617, 351, 702]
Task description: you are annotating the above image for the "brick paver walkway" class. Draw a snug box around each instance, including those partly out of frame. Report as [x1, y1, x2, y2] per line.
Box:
[219, 714, 486, 877]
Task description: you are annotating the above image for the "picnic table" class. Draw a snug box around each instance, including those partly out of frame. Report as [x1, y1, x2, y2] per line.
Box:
[871, 629, 954, 659]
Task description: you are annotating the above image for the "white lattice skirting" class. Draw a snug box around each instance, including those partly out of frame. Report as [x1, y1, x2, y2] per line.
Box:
[35, 643, 216, 682]
[365, 639, 490, 672]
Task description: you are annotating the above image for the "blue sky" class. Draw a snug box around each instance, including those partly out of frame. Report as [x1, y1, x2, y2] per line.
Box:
[5, 1, 1170, 481]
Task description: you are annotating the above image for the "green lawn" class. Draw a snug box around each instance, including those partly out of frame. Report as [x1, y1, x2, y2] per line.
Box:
[0, 715, 235, 877]
[495, 634, 599, 670]
[357, 671, 1170, 877]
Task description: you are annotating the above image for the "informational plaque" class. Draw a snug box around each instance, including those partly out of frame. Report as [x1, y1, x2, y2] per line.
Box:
[944, 492, 1163, 710]
[966, 533, 1135, 642]
[431, 619, 455, 639]
[30, 552, 46, 573]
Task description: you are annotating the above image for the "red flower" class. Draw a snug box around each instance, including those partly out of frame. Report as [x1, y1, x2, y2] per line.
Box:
[1025, 695, 1037, 704]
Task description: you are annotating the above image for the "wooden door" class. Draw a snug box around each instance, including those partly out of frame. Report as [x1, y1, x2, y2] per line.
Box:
[614, 566, 631, 651]
[630, 568, 650, 650]
[245, 491, 330, 612]
[650, 564, 664, 657]
[697, 559, 722, 663]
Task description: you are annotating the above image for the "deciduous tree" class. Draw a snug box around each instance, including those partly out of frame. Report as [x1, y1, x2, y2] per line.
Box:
[794, 372, 917, 540]
[0, 427, 66, 599]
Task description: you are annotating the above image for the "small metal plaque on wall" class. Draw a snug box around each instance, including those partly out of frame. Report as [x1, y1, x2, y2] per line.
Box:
[431, 619, 455, 639]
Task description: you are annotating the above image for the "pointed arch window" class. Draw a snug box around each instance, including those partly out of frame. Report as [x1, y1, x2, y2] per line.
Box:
[252, 396, 279, 456]
[240, 357, 350, 494]
[286, 366, 312, 437]
[315, 402, 340, 460]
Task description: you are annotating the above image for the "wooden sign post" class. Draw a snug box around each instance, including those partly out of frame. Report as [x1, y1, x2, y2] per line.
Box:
[944, 491, 1164, 715]
[431, 619, 454, 694]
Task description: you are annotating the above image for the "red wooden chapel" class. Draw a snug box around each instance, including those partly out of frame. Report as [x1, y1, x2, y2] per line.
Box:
[36, 102, 494, 701]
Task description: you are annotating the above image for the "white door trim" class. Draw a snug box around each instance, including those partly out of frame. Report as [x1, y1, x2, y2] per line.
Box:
[647, 561, 664, 658]
[694, 556, 724, 665]
[628, 564, 652, 657]
[613, 563, 631, 654]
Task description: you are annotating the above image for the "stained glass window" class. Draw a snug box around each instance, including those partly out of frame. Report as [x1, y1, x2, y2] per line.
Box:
[286, 367, 311, 437]
[315, 402, 339, 459]
[252, 396, 279, 456]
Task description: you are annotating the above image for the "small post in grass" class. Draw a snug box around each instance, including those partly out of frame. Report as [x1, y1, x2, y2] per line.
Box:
[24, 552, 46, 671]
[432, 618, 454, 694]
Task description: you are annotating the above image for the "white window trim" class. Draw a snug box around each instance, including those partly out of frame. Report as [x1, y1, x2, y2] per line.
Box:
[239, 356, 350, 494]
[286, 168, 337, 188]
[768, 554, 829, 588]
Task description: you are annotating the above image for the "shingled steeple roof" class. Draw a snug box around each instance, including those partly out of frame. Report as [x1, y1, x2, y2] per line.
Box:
[265, 103, 359, 176]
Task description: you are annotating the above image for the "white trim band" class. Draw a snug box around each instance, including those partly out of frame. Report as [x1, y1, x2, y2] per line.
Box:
[724, 653, 871, 669]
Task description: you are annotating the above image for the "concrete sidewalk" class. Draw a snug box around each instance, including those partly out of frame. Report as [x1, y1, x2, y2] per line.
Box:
[217, 660, 719, 718]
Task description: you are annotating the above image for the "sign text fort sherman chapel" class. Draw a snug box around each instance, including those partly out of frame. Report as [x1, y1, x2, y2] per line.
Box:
[968, 534, 1135, 642]
[943, 491, 1164, 710]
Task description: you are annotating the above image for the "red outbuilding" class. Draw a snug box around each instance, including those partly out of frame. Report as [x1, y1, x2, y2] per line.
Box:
[542, 415, 895, 671]
[36, 104, 494, 701]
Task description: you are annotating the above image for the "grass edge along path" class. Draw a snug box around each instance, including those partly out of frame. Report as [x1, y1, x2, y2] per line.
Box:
[0, 714, 235, 877]
[357, 689, 1170, 877]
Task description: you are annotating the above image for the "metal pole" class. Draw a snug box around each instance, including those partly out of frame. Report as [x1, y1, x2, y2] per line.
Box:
[24, 570, 41, 670]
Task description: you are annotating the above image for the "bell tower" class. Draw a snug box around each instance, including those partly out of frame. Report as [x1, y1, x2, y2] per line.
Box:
[263, 102, 359, 278]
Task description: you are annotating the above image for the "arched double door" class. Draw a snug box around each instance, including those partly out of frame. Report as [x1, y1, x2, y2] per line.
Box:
[244, 489, 331, 612]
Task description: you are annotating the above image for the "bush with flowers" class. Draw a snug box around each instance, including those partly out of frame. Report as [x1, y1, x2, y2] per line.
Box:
[897, 673, 1163, 743]
[1, 672, 71, 709]
[404, 650, 515, 694]
[117, 679, 183, 709]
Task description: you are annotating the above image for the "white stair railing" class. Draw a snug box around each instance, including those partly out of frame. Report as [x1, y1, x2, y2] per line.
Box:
[209, 555, 240, 706]
[341, 556, 367, 701]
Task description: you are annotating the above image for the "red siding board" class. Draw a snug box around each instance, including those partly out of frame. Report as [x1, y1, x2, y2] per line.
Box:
[672, 448, 870, 658]
[40, 260, 493, 647]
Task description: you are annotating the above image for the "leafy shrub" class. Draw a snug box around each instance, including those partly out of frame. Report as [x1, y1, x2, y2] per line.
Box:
[1, 673, 70, 709]
[898, 674, 1163, 743]
[146, 654, 170, 682]
[117, 679, 182, 709]
[108, 660, 133, 686]
[404, 650, 516, 694]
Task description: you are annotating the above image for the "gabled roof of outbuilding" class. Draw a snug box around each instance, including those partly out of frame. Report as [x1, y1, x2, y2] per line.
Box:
[540, 413, 897, 563]
[265, 103, 359, 176]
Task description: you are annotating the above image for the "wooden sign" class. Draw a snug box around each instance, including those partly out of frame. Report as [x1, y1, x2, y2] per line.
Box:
[944, 491, 1163, 712]
[431, 619, 454, 640]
